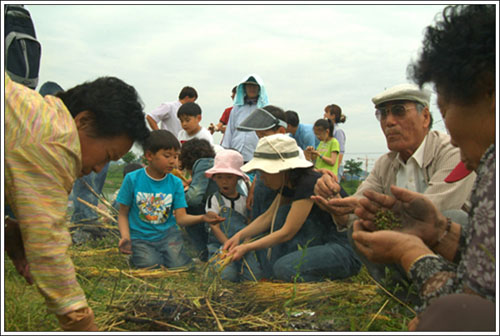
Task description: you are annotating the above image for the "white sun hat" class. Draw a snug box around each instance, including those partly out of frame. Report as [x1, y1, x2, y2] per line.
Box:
[241, 134, 313, 174]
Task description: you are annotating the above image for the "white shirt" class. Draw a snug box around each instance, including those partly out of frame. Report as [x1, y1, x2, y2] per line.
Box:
[205, 192, 247, 217]
[178, 127, 214, 145]
[396, 134, 428, 193]
[148, 100, 182, 136]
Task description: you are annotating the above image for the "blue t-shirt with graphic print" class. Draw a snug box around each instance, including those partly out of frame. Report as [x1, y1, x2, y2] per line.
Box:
[116, 168, 187, 241]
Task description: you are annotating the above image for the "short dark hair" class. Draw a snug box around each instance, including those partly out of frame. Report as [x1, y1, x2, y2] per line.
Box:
[143, 130, 180, 154]
[177, 102, 202, 118]
[314, 118, 333, 136]
[232, 86, 237, 94]
[56, 76, 150, 145]
[179, 86, 198, 100]
[407, 5, 495, 104]
[325, 104, 346, 124]
[285, 110, 299, 127]
[123, 162, 143, 177]
[179, 138, 215, 171]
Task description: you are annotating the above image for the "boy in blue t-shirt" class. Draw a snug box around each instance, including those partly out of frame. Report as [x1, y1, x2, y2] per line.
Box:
[116, 130, 224, 269]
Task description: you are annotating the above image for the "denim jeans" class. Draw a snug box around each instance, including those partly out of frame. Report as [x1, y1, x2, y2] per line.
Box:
[70, 163, 109, 223]
[5, 204, 16, 218]
[185, 158, 218, 208]
[185, 204, 209, 261]
[256, 202, 360, 281]
[183, 158, 218, 261]
[206, 195, 264, 282]
[130, 226, 193, 269]
[272, 241, 361, 282]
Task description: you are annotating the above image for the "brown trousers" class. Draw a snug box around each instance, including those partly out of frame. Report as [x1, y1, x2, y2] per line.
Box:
[416, 294, 496, 331]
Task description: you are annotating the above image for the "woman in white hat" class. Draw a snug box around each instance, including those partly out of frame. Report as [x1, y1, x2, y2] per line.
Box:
[223, 134, 361, 281]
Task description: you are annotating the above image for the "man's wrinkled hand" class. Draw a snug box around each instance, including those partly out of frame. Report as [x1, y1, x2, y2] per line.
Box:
[313, 171, 340, 199]
[355, 186, 445, 246]
[352, 219, 411, 264]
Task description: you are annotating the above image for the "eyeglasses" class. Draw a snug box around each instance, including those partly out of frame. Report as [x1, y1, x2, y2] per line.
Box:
[375, 104, 414, 121]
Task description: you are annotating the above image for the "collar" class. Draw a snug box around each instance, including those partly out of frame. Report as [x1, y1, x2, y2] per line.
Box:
[396, 133, 428, 168]
[220, 192, 241, 201]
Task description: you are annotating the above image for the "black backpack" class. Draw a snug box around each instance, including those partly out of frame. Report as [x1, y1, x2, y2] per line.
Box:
[4, 4, 41, 89]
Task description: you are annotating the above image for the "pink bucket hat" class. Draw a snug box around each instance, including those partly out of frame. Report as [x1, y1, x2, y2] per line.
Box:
[205, 149, 249, 181]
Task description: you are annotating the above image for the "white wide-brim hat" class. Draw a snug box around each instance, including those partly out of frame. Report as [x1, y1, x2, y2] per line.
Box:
[241, 134, 313, 174]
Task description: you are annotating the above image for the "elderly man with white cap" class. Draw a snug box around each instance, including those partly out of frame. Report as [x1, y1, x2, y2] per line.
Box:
[312, 83, 476, 301]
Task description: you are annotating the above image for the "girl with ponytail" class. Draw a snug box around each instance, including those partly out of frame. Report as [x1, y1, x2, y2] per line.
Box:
[324, 104, 346, 178]
[306, 118, 340, 177]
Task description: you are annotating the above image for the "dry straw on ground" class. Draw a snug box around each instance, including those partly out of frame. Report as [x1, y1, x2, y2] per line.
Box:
[92, 274, 385, 332]
[63, 182, 415, 332]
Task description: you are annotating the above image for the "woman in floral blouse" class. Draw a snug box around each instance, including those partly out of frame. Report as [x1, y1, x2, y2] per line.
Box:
[351, 4, 495, 331]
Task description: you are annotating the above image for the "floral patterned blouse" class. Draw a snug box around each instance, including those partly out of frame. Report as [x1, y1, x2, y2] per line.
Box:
[408, 144, 496, 311]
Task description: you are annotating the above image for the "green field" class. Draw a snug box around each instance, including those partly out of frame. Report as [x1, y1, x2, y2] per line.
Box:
[102, 164, 362, 199]
[102, 163, 127, 198]
[4, 249, 414, 332]
[102, 163, 362, 197]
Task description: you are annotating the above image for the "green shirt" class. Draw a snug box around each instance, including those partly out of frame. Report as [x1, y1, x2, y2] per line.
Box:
[314, 138, 340, 176]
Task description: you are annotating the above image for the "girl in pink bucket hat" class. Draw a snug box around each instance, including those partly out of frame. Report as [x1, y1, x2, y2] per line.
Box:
[205, 149, 249, 183]
[204, 149, 263, 282]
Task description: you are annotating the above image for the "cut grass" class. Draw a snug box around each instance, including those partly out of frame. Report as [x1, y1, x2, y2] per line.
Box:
[4, 169, 414, 332]
[4, 232, 415, 332]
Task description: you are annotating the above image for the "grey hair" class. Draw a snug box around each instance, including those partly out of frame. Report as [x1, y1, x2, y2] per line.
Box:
[415, 102, 433, 130]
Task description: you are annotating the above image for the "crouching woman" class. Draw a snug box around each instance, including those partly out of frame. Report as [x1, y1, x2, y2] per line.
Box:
[224, 134, 360, 281]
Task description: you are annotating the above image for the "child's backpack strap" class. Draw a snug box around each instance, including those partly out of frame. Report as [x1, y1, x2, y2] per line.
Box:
[4, 5, 42, 89]
[207, 192, 213, 209]
[207, 191, 247, 243]
[214, 190, 226, 209]
[216, 190, 250, 224]
[206, 191, 223, 210]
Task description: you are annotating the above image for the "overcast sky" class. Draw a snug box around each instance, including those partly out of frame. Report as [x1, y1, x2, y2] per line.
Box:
[20, 2, 453, 169]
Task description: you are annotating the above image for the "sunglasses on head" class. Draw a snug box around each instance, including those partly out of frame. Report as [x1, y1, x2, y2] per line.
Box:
[375, 104, 415, 121]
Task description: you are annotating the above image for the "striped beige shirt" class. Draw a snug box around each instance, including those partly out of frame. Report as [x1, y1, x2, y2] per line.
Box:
[5, 73, 87, 315]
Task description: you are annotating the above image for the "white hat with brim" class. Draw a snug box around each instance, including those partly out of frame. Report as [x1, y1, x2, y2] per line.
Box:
[372, 83, 431, 108]
[241, 134, 313, 174]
